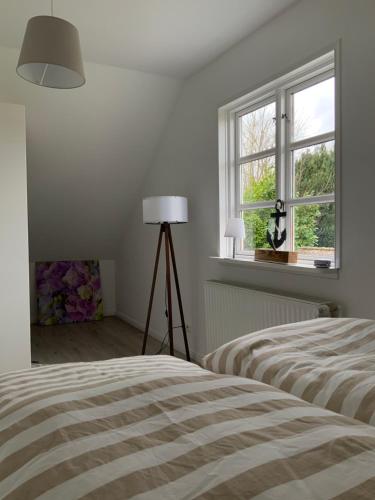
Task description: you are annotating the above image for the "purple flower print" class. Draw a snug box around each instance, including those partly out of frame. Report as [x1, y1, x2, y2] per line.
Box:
[36, 260, 103, 325]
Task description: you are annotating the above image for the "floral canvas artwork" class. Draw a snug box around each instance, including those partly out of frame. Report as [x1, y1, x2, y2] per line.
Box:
[36, 260, 104, 325]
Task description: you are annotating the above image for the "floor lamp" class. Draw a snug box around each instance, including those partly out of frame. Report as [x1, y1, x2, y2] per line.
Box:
[142, 196, 190, 361]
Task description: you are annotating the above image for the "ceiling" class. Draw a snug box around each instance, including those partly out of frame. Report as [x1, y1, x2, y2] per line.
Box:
[0, 0, 297, 79]
[0, 0, 299, 262]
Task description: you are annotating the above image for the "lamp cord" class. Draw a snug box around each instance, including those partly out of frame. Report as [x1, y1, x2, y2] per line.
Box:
[154, 277, 183, 355]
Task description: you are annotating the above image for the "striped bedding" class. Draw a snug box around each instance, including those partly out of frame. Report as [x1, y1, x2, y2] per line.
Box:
[2, 356, 375, 499]
[202, 317, 375, 426]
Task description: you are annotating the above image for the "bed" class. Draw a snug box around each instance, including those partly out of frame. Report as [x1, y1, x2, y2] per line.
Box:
[1, 354, 375, 499]
[202, 317, 375, 426]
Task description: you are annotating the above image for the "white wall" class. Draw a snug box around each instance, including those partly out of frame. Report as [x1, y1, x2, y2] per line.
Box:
[0, 102, 30, 372]
[29, 259, 116, 324]
[0, 45, 182, 262]
[117, 0, 375, 360]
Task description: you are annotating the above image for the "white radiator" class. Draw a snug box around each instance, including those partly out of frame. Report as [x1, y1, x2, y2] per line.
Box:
[204, 281, 338, 353]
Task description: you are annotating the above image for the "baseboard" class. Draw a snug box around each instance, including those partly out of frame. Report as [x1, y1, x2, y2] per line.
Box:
[30, 311, 118, 326]
[104, 310, 117, 317]
[116, 310, 202, 363]
[116, 311, 155, 337]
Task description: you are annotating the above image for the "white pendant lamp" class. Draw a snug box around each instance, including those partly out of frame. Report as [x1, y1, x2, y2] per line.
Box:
[16, 0, 85, 89]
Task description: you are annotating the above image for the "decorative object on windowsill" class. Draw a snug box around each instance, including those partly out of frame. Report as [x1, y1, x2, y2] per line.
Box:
[314, 259, 331, 269]
[267, 199, 287, 250]
[225, 218, 245, 259]
[255, 199, 298, 264]
[142, 196, 190, 361]
[17, 0, 85, 89]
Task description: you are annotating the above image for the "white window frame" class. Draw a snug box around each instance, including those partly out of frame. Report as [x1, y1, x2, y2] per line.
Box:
[218, 47, 341, 269]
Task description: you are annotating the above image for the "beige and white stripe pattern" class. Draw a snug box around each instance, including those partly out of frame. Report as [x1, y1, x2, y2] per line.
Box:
[202, 317, 375, 426]
[2, 354, 375, 499]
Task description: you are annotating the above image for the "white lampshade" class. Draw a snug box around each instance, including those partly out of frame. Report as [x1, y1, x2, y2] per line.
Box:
[143, 196, 188, 224]
[225, 218, 245, 239]
[16, 16, 85, 89]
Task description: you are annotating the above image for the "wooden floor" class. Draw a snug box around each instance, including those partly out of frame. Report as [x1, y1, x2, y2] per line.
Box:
[31, 316, 183, 364]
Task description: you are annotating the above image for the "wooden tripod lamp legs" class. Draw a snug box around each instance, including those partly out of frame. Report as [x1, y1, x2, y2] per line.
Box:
[166, 224, 190, 361]
[141, 222, 190, 361]
[141, 224, 163, 356]
[164, 224, 174, 356]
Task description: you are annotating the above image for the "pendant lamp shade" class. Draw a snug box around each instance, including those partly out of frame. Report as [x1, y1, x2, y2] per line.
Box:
[16, 16, 85, 89]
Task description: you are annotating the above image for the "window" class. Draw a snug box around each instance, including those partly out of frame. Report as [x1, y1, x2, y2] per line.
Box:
[219, 50, 339, 268]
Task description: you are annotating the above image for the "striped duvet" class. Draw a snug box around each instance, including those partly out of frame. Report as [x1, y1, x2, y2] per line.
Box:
[2, 355, 375, 499]
[202, 317, 375, 426]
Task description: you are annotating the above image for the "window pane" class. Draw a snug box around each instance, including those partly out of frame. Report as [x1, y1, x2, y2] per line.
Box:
[292, 77, 334, 142]
[241, 208, 273, 251]
[293, 203, 335, 262]
[240, 156, 276, 204]
[293, 141, 335, 198]
[240, 101, 275, 157]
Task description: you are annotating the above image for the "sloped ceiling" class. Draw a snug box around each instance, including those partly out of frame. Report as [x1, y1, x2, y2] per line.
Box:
[0, 0, 298, 78]
[0, 0, 298, 261]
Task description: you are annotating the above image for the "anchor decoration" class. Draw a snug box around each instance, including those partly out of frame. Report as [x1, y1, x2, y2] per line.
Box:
[267, 199, 287, 250]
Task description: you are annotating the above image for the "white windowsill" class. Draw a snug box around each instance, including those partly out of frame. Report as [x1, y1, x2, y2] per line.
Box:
[210, 256, 339, 279]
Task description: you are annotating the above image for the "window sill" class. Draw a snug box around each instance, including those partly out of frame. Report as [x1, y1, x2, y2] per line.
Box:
[210, 256, 339, 279]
